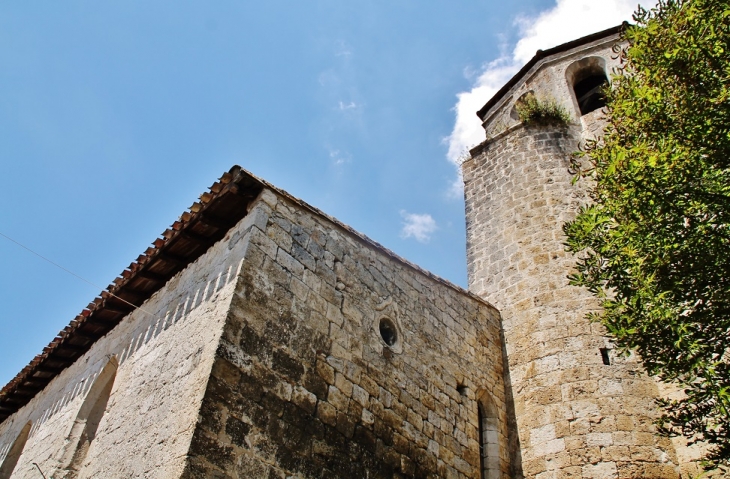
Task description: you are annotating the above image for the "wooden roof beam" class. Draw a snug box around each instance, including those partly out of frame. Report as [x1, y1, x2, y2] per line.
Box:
[199, 213, 235, 230]
[179, 230, 214, 245]
[35, 364, 67, 374]
[156, 251, 187, 266]
[72, 329, 101, 340]
[136, 270, 168, 283]
[102, 305, 134, 316]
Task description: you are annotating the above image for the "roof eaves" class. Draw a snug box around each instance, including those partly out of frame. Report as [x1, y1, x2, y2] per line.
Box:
[0, 166, 264, 424]
[0, 164, 500, 425]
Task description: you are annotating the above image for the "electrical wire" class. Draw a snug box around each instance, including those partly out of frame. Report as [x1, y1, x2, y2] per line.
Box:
[0, 231, 154, 317]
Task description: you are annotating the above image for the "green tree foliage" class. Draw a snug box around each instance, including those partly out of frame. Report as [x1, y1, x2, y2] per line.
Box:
[564, 0, 730, 466]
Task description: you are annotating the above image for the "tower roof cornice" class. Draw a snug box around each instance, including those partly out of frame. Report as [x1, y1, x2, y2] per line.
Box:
[476, 24, 625, 121]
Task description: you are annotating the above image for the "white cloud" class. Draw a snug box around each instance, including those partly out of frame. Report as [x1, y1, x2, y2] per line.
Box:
[318, 40, 365, 145]
[328, 147, 352, 165]
[338, 101, 358, 111]
[400, 211, 438, 243]
[334, 40, 352, 58]
[445, 57, 517, 166]
[445, 0, 655, 188]
[512, 0, 640, 65]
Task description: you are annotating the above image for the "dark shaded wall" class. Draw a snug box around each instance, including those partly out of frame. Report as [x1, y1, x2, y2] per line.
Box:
[183, 189, 511, 478]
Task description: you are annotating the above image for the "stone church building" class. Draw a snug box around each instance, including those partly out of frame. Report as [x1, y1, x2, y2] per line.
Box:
[0, 26, 706, 479]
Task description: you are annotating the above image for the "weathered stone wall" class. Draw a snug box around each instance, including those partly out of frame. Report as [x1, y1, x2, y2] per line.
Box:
[464, 122, 679, 479]
[0, 196, 268, 479]
[183, 188, 513, 478]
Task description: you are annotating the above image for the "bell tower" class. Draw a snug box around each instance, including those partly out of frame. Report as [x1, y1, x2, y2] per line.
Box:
[463, 27, 679, 478]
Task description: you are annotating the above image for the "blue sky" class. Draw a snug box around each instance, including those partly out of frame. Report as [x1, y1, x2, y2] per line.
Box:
[0, 1, 642, 387]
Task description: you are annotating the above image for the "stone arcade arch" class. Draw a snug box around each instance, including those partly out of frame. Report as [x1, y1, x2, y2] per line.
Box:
[476, 391, 500, 479]
[60, 357, 118, 478]
[565, 56, 608, 116]
[0, 422, 31, 479]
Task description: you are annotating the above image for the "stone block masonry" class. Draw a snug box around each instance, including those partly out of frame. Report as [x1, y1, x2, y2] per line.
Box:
[1, 28, 718, 479]
[183, 188, 514, 478]
[0, 172, 513, 479]
[464, 123, 678, 479]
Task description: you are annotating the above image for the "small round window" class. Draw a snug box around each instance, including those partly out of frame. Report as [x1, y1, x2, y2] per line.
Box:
[379, 318, 398, 347]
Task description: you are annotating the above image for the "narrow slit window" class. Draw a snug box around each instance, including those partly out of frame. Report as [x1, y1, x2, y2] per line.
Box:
[600, 347, 611, 365]
[478, 403, 486, 477]
[477, 393, 500, 479]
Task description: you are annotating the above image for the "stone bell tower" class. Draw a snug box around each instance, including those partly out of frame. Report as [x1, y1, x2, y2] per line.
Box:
[463, 27, 680, 478]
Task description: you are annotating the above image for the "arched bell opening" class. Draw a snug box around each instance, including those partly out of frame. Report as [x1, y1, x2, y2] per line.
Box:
[566, 56, 608, 116]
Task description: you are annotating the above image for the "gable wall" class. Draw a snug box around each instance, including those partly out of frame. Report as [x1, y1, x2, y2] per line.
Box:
[183, 189, 513, 478]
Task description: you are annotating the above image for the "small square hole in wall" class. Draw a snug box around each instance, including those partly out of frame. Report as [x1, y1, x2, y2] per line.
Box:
[457, 384, 468, 396]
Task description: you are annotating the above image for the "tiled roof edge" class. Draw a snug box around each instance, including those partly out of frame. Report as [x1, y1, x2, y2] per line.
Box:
[0, 166, 262, 422]
[0, 165, 496, 424]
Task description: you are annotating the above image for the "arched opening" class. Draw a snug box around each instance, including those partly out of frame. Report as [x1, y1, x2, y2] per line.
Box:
[566, 57, 608, 116]
[62, 358, 118, 477]
[510, 91, 535, 121]
[0, 422, 31, 479]
[477, 392, 500, 479]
